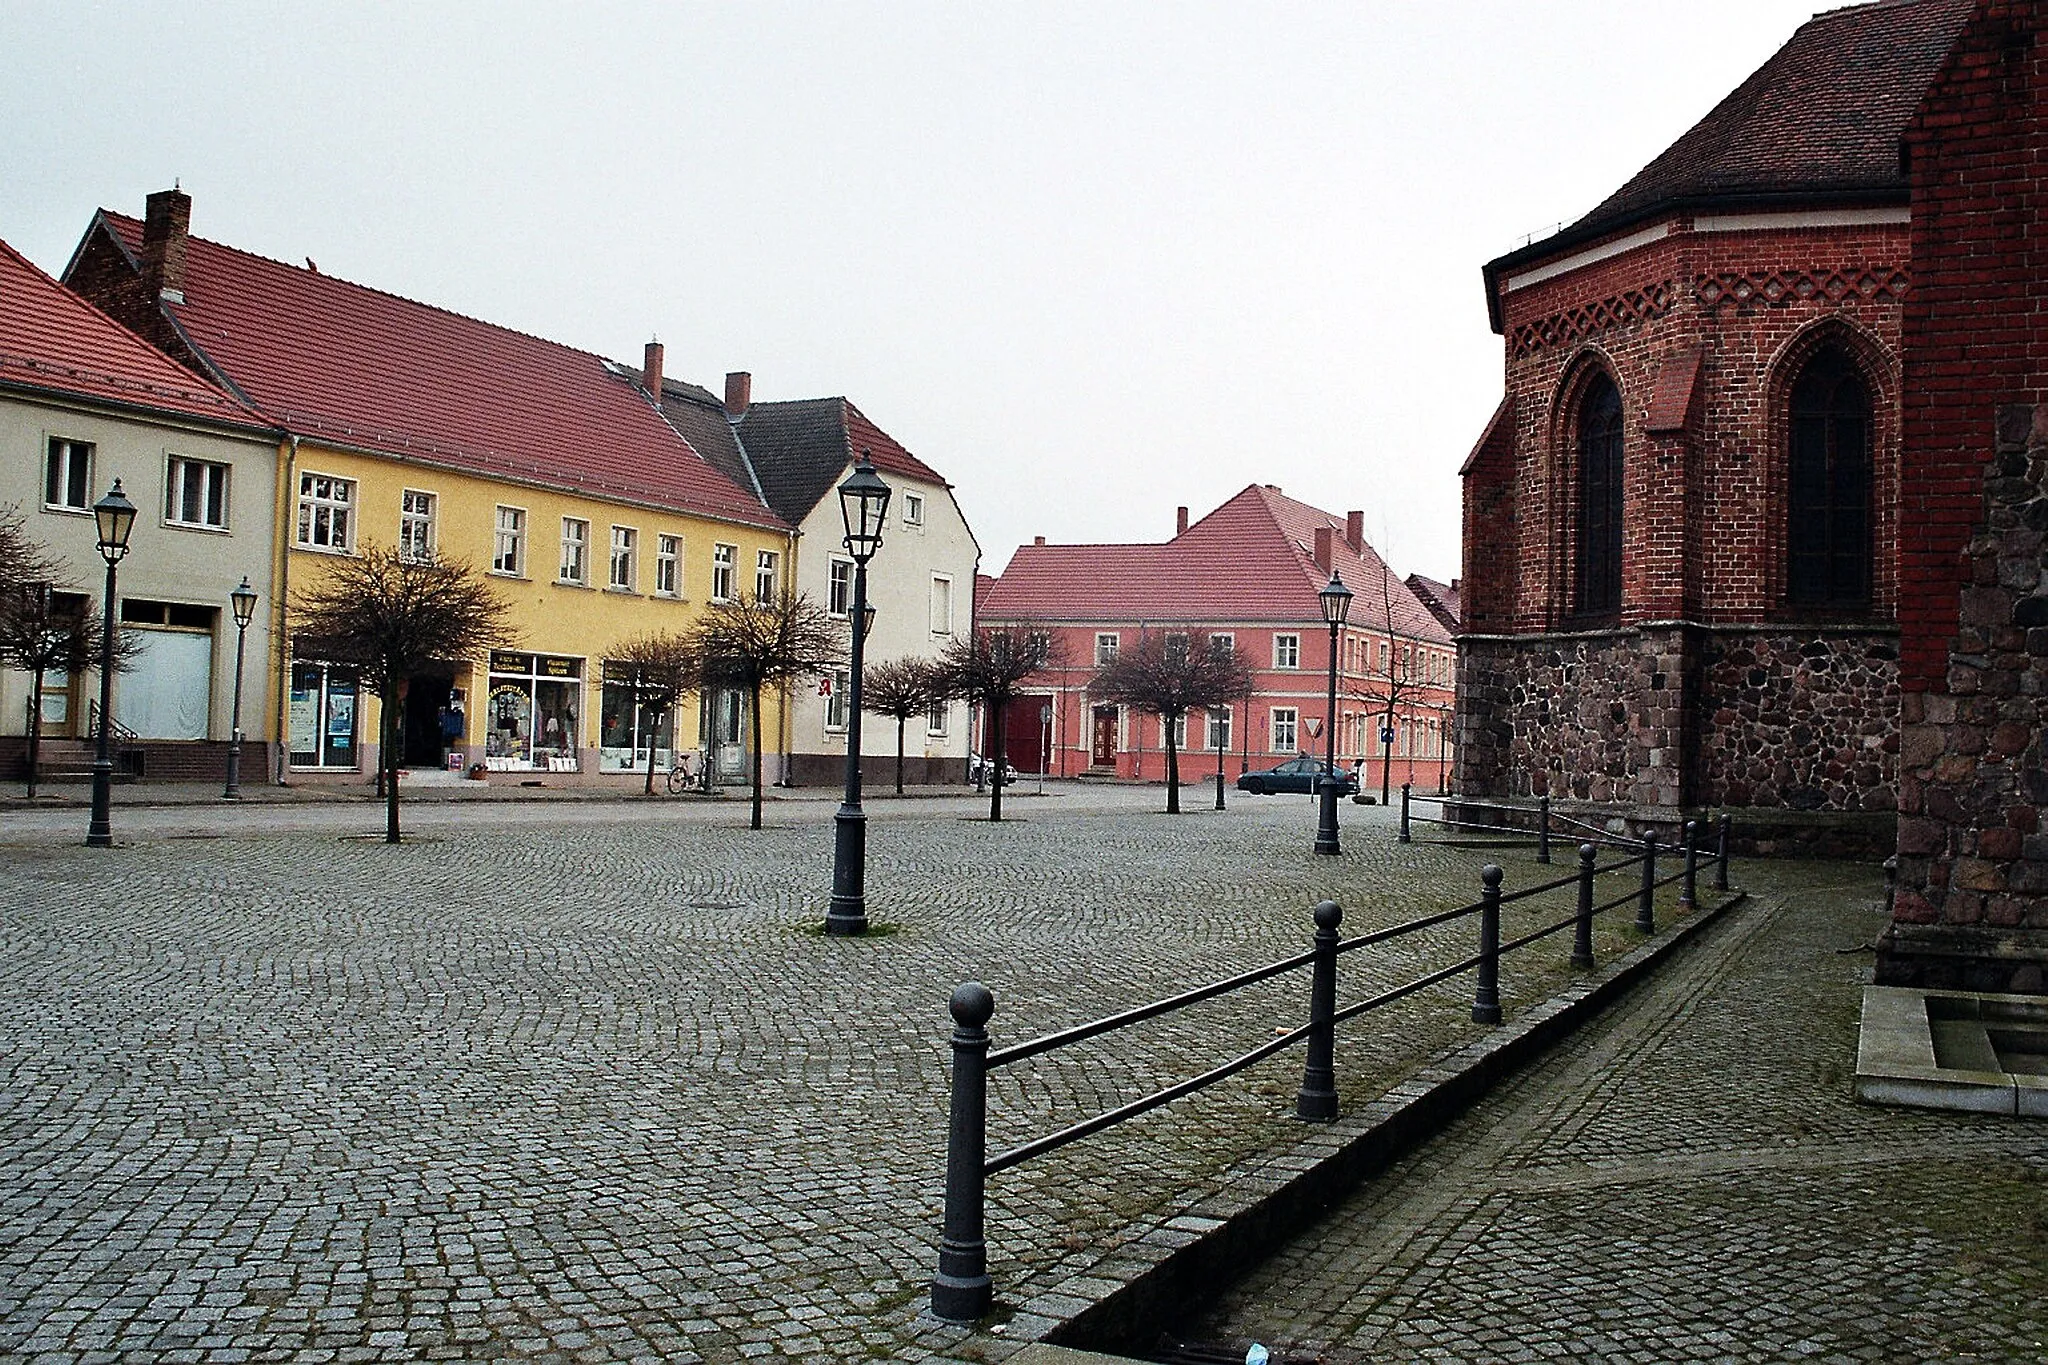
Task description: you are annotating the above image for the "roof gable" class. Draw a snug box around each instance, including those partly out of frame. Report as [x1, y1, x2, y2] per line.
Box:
[91, 213, 784, 529]
[735, 397, 951, 526]
[0, 236, 266, 430]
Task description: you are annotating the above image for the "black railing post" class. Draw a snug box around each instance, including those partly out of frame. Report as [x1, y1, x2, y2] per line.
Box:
[1296, 900, 1342, 1121]
[1715, 813, 1732, 892]
[1472, 865, 1503, 1025]
[1635, 829, 1658, 934]
[1680, 820, 1699, 912]
[932, 983, 994, 1323]
[1571, 842, 1596, 968]
[1537, 794, 1552, 864]
[1399, 782, 1412, 844]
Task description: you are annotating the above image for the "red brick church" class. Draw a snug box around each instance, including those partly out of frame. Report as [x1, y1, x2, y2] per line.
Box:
[1456, 0, 2045, 988]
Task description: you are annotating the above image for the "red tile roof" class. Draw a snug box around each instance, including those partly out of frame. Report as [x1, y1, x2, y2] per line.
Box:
[94, 212, 786, 530]
[0, 237, 268, 430]
[981, 484, 1452, 643]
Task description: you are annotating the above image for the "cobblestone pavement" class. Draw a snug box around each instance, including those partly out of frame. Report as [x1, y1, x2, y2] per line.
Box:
[1, 787, 1646, 1363]
[1169, 861, 2048, 1364]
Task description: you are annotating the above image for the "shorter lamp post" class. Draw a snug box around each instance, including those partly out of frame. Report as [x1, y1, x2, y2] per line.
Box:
[826, 454, 891, 936]
[86, 480, 138, 848]
[1313, 570, 1352, 856]
[223, 577, 258, 799]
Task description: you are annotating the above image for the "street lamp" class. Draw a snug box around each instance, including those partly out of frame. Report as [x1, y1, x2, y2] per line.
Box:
[223, 577, 259, 799]
[1313, 569, 1352, 856]
[827, 453, 891, 935]
[86, 479, 137, 847]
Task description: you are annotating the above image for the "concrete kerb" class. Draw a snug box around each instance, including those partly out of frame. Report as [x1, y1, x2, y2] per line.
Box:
[972, 885, 1752, 1356]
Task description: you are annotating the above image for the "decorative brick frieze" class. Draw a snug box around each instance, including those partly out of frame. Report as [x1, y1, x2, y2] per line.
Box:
[1507, 281, 1677, 359]
[1693, 266, 1910, 312]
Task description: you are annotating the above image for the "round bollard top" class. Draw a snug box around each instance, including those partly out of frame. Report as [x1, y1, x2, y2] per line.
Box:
[1313, 899, 1343, 930]
[1580, 842, 1597, 862]
[950, 981, 994, 1027]
[1481, 863, 1503, 889]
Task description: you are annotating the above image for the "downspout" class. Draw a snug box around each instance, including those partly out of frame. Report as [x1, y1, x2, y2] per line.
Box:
[273, 434, 299, 784]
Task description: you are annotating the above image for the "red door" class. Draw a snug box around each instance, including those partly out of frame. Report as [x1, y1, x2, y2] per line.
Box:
[1005, 696, 1050, 774]
[1091, 706, 1118, 766]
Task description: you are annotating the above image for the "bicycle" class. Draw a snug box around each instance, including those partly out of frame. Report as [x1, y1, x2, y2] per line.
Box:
[665, 750, 700, 795]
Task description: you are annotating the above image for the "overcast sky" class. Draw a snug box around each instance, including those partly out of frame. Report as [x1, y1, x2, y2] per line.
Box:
[3, 1, 1834, 583]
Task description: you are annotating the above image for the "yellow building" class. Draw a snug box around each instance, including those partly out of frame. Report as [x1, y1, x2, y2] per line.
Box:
[67, 190, 795, 786]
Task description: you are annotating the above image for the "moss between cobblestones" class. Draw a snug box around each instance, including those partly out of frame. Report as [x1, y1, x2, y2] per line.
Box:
[799, 920, 903, 937]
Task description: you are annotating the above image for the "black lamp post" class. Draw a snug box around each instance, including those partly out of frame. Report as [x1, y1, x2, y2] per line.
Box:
[1313, 570, 1352, 856]
[826, 454, 891, 935]
[86, 480, 138, 847]
[223, 577, 259, 799]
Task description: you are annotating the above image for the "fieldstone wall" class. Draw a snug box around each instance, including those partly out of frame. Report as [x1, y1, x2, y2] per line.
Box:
[1883, 405, 2048, 993]
[1693, 631, 1898, 812]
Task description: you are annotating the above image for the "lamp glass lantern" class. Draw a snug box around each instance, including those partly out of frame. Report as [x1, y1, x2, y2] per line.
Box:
[230, 576, 259, 630]
[1318, 570, 1354, 628]
[838, 455, 891, 564]
[93, 479, 138, 565]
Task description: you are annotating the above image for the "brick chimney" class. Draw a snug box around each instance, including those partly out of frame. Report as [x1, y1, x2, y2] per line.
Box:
[1345, 510, 1364, 554]
[1033, 536, 1046, 546]
[643, 340, 664, 399]
[1176, 505, 1189, 536]
[725, 371, 752, 418]
[141, 187, 191, 302]
[1313, 526, 1333, 571]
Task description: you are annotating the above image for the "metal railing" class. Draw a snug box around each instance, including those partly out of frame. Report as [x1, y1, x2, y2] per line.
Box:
[1398, 783, 1733, 872]
[930, 820, 1731, 1321]
[86, 699, 137, 744]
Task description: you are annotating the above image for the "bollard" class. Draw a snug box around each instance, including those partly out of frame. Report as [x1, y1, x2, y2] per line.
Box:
[1715, 813, 1732, 892]
[1884, 854, 1898, 916]
[1635, 829, 1658, 934]
[1472, 865, 1503, 1024]
[1215, 770, 1226, 811]
[1571, 842, 1597, 968]
[931, 983, 994, 1323]
[1296, 901, 1342, 1121]
[1537, 794, 1552, 864]
[1399, 783, 1412, 843]
[1680, 820, 1699, 912]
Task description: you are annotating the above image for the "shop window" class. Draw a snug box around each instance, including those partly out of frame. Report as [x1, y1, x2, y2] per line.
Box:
[290, 661, 360, 768]
[400, 490, 437, 563]
[296, 472, 354, 551]
[1574, 374, 1624, 618]
[1787, 346, 1873, 606]
[493, 506, 526, 576]
[484, 650, 583, 770]
[44, 437, 93, 512]
[598, 660, 675, 772]
[655, 534, 680, 597]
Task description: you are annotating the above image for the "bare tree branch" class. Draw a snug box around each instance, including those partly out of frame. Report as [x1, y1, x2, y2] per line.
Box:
[861, 656, 946, 794]
[689, 593, 843, 829]
[1089, 629, 1254, 812]
[934, 621, 1066, 821]
[606, 630, 702, 794]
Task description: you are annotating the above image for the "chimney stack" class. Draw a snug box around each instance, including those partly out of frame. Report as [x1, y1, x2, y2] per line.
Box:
[142, 187, 191, 301]
[1175, 505, 1189, 536]
[1345, 510, 1364, 554]
[1033, 536, 1046, 546]
[725, 371, 752, 418]
[1313, 526, 1333, 571]
[643, 340, 664, 399]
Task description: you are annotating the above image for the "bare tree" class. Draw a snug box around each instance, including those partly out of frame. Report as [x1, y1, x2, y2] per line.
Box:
[1344, 560, 1427, 805]
[293, 543, 513, 842]
[1089, 629, 1255, 813]
[690, 592, 842, 830]
[606, 630, 702, 795]
[935, 621, 1064, 822]
[861, 656, 945, 795]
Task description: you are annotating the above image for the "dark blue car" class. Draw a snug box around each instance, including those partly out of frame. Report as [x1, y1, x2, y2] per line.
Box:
[1236, 756, 1359, 796]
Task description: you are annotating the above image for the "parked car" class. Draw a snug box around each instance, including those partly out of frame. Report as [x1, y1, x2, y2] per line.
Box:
[968, 752, 1019, 786]
[1236, 756, 1359, 796]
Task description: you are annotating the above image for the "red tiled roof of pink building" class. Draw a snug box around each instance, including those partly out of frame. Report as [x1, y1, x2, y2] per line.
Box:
[0, 237, 268, 430]
[982, 485, 1451, 643]
[98, 213, 785, 530]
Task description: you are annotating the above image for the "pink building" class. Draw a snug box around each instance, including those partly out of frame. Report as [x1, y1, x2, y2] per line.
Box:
[980, 485, 1456, 794]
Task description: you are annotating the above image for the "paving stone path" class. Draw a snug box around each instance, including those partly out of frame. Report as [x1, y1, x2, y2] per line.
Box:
[1169, 860, 2048, 1364]
[2, 787, 1618, 1363]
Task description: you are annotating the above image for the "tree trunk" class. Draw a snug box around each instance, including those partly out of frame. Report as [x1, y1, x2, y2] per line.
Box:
[748, 683, 764, 830]
[1164, 713, 1181, 814]
[25, 664, 44, 798]
[989, 696, 1006, 822]
[384, 684, 402, 844]
[895, 716, 906, 795]
[644, 711, 660, 795]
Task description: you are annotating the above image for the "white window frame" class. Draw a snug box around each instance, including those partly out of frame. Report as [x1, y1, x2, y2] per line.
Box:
[1271, 706, 1298, 752]
[399, 489, 437, 563]
[654, 534, 680, 597]
[1165, 713, 1187, 748]
[43, 437, 94, 512]
[1095, 632, 1120, 666]
[903, 492, 924, 526]
[493, 505, 527, 577]
[823, 667, 851, 731]
[930, 574, 954, 636]
[756, 549, 779, 604]
[927, 697, 949, 736]
[712, 543, 737, 603]
[1206, 704, 1232, 752]
[296, 471, 355, 552]
[1210, 631, 1235, 656]
[1273, 633, 1301, 669]
[559, 517, 590, 585]
[828, 558, 853, 618]
[164, 455, 230, 530]
[610, 526, 637, 591]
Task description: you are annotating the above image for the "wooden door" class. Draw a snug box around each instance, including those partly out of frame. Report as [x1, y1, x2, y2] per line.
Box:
[1091, 706, 1118, 765]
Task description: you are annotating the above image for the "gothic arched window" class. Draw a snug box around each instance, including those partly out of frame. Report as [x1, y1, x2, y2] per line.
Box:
[1787, 348, 1871, 606]
[1574, 374, 1624, 617]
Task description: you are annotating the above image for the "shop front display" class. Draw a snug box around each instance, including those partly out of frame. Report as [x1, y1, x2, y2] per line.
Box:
[598, 661, 678, 773]
[290, 661, 360, 769]
[484, 650, 583, 771]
